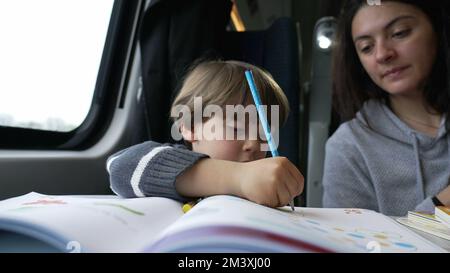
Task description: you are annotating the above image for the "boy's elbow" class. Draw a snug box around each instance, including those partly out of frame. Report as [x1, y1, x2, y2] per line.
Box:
[106, 152, 123, 175]
[108, 175, 137, 198]
[107, 161, 137, 198]
[109, 175, 123, 197]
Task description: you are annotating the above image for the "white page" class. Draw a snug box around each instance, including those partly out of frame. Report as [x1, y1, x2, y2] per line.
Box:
[154, 195, 446, 253]
[0, 192, 183, 252]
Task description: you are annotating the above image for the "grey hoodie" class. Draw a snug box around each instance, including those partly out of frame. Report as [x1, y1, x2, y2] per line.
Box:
[323, 99, 450, 216]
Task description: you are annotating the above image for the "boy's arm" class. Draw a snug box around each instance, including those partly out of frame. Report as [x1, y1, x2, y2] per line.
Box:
[176, 157, 304, 208]
[107, 141, 208, 202]
[174, 159, 241, 197]
[107, 141, 303, 207]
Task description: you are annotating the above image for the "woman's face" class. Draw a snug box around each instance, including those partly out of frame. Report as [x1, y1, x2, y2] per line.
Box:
[352, 1, 438, 98]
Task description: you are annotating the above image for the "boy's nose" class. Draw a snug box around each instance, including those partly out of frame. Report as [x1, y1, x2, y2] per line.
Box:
[243, 139, 260, 152]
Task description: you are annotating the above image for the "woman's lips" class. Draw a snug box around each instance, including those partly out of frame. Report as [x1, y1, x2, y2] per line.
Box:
[382, 65, 410, 79]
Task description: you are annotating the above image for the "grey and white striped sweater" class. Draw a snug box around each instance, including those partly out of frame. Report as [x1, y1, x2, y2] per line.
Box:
[106, 141, 208, 202]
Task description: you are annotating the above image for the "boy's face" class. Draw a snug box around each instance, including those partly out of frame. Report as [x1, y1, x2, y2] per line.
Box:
[183, 115, 268, 162]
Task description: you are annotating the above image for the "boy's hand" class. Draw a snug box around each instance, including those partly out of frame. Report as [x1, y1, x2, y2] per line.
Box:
[235, 157, 304, 208]
[175, 157, 304, 208]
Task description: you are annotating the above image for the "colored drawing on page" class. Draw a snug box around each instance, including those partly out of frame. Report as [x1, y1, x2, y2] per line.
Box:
[245, 212, 418, 252]
[22, 199, 67, 205]
[6, 206, 40, 213]
[344, 209, 362, 215]
[93, 202, 145, 216]
[297, 219, 417, 252]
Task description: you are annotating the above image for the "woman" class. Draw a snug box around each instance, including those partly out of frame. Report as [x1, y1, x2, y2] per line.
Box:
[323, 0, 450, 216]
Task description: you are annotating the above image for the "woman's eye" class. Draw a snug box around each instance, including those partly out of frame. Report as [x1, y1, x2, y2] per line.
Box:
[392, 29, 411, 38]
[360, 45, 372, 54]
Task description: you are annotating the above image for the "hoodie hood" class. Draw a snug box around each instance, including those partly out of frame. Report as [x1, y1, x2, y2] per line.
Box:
[356, 99, 448, 145]
[356, 99, 450, 202]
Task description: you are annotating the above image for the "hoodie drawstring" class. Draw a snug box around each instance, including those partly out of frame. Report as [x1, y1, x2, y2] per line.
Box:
[411, 132, 425, 201]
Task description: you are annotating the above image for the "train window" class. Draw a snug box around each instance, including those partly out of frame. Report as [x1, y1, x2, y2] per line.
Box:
[0, 0, 114, 132]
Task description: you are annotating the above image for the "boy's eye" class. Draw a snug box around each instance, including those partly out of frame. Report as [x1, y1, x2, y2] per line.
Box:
[226, 124, 245, 135]
[226, 124, 242, 130]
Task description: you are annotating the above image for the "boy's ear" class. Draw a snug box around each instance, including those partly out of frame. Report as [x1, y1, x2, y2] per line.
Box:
[180, 124, 195, 143]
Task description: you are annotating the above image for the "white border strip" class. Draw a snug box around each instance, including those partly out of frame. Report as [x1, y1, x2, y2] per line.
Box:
[130, 146, 172, 197]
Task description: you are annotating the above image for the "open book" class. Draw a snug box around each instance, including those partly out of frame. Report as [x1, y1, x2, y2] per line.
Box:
[0, 192, 446, 253]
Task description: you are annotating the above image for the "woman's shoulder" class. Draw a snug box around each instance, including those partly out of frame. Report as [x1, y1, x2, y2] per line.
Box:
[327, 99, 385, 146]
[327, 118, 366, 147]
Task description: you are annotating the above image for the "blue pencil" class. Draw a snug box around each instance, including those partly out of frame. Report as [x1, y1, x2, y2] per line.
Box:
[245, 70, 295, 211]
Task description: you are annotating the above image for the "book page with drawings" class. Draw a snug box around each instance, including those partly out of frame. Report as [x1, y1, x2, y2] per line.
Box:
[0, 192, 184, 252]
[153, 195, 446, 253]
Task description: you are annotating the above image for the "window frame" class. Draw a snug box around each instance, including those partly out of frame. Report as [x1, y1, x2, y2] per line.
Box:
[0, 0, 143, 150]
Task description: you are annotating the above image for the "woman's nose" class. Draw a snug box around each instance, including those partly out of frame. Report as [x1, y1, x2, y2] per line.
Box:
[375, 41, 396, 64]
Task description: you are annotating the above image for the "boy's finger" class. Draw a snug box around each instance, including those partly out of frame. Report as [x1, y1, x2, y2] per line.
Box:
[282, 175, 297, 200]
[285, 163, 304, 194]
[279, 181, 293, 207]
[276, 182, 290, 207]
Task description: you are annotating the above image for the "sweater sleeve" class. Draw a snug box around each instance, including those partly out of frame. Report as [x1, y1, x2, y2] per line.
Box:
[322, 137, 379, 211]
[414, 197, 435, 214]
[106, 141, 209, 202]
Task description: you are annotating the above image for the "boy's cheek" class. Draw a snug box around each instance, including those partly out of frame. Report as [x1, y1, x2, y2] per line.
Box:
[258, 151, 268, 160]
[209, 141, 242, 160]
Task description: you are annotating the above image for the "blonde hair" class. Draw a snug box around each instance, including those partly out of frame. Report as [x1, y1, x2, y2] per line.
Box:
[170, 60, 290, 129]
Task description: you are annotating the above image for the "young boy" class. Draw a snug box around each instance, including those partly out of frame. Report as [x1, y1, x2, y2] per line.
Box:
[107, 60, 304, 208]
